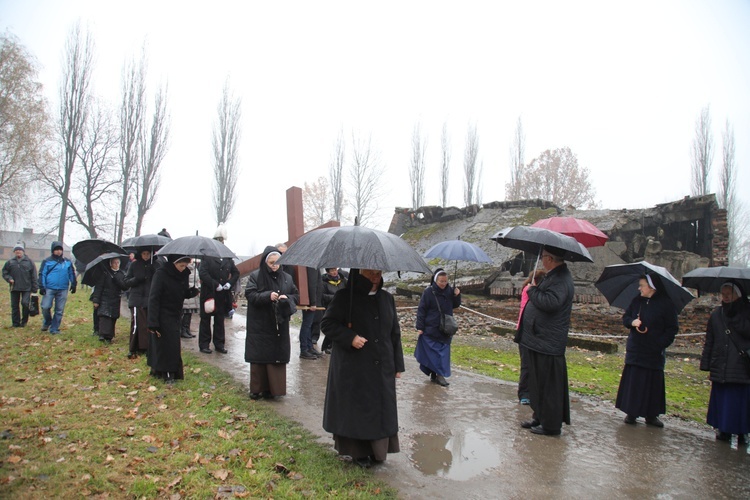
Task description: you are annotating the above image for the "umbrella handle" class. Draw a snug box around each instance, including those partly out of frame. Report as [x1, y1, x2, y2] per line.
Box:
[636, 325, 648, 334]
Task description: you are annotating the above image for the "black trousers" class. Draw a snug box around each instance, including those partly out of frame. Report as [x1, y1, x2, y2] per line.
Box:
[199, 310, 225, 349]
[10, 290, 31, 326]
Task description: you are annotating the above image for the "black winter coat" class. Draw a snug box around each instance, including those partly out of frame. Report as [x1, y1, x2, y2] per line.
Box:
[622, 292, 678, 370]
[91, 268, 128, 319]
[147, 263, 197, 373]
[2, 255, 38, 292]
[124, 258, 154, 308]
[321, 272, 346, 306]
[305, 267, 324, 306]
[322, 272, 405, 440]
[700, 300, 750, 384]
[199, 256, 240, 315]
[415, 282, 461, 342]
[520, 264, 574, 356]
[244, 268, 299, 364]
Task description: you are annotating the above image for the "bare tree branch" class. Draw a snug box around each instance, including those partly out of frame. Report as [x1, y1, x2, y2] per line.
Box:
[463, 123, 479, 207]
[329, 128, 345, 221]
[506, 116, 525, 201]
[409, 122, 427, 209]
[303, 176, 331, 231]
[212, 78, 241, 225]
[518, 147, 597, 208]
[348, 132, 382, 227]
[690, 105, 713, 196]
[440, 122, 450, 207]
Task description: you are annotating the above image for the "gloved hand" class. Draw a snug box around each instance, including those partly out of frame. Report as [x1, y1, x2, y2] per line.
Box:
[216, 284, 224, 291]
[222, 282, 232, 291]
[39, 288, 46, 296]
[70, 283, 77, 294]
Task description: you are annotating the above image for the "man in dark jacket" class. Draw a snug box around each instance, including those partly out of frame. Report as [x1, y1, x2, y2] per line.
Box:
[2, 242, 38, 327]
[299, 267, 325, 359]
[38, 241, 77, 334]
[124, 248, 155, 357]
[519, 246, 574, 436]
[198, 245, 239, 355]
[320, 268, 347, 353]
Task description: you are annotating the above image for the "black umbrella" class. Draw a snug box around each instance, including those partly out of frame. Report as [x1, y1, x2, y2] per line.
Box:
[682, 266, 750, 294]
[595, 261, 695, 313]
[490, 226, 593, 263]
[277, 225, 432, 274]
[72, 239, 127, 266]
[156, 235, 236, 259]
[81, 252, 129, 287]
[121, 234, 172, 251]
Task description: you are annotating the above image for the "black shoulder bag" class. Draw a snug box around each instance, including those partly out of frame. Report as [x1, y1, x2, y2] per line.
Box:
[431, 289, 458, 336]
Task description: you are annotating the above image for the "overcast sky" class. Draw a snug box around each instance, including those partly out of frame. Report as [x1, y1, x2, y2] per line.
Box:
[2, 0, 749, 256]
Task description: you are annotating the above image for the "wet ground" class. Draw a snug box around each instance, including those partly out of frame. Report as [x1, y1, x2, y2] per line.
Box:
[182, 312, 750, 499]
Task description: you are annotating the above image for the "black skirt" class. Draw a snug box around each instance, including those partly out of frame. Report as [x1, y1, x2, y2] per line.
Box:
[615, 364, 666, 418]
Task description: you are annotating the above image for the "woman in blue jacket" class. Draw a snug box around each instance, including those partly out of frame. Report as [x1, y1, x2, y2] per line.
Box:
[415, 268, 461, 387]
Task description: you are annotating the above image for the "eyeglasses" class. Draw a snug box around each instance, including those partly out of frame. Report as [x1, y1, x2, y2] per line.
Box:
[267, 261, 280, 267]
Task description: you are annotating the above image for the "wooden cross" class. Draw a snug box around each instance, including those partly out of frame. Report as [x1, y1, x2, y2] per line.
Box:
[235, 186, 340, 305]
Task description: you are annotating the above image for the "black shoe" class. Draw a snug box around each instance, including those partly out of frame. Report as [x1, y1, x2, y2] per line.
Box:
[249, 392, 262, 400]
[623, 415, 637, 425]
[530, 425, 561, 436]
[716, 431, 731, 441]
[645, 417, 664, 428]
[323, 348, 332, 354]
[435, 375, 450, 387]
[180, 331, 193, 339]
[215, 347, 228, 354]
[99, 337, 112, 344]
[353, 456, 373, 468]
[41, 325, 49, 332]
[299, 350, 318, 360]
[521, 419, 540, 429]
[127, 352, 138, 359]
[199, 347, 212, 354]
[310, 346, 324, 357]
[430, 372, 437, 381]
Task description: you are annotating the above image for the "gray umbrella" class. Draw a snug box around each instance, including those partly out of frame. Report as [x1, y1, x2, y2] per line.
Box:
[277, 225, 432, 274]
[424, 239, 493, 283]
[490, 225, 593, 263]
[595, 261, 695, 313]
[121, 234, 172, 251]
[156, 235, 236, 259]
[682, 266, 750, 294]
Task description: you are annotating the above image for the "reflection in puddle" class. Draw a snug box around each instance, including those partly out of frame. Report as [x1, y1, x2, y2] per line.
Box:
[410, 429, 501, 480]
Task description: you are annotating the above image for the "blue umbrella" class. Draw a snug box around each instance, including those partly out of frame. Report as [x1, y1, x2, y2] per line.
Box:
[423, 239, 493, 282]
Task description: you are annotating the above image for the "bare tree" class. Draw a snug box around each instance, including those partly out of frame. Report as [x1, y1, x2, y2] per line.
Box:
[440, 122, 450, 207]
[517, 147, 597, 208]
[212, 79, 241, 226]
[506, 116, 525, 201]
[67, 101, 119, 238]
[54, 23, 94, 242]
[348, 133, 382, 227]
[718, 119, 746, 265]
[116, 52, 146, 242]
[133, 85, 169, 235]
[0, 33, 52, 225]
[409, 122, 427, 210]
[329, 128, 345, 221]
[302, 176, 331, 231]
[463, 123, 480, 207]
[690, 105, 713, 196]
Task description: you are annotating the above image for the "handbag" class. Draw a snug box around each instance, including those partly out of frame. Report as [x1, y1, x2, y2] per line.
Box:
[29, 294, 39, 316]
[431, 289, 458, 336]
[204, 298, 215, 314]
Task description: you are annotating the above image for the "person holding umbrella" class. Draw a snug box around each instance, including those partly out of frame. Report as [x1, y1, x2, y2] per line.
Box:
[124, 248, 156, 359]
[518, 246, 574, 436]
[415, 268, 461, 387]
[616, 274, 679, 428]
[89, 256, 129, 344]
[244, 246, 299, 400]
[321, 268, 405, 468]
[700, 281, 750, 444]
[147, 254, 198, 384]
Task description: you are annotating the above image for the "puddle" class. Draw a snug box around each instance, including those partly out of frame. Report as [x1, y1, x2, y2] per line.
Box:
[410, 428, 502, 480]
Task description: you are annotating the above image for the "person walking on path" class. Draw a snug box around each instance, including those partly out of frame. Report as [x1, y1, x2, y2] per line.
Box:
[515, 269, 547, 404]
[299, 266, 325, 359]
[321, 268, 347, 354]
[147, 255, 198, 384]
[244, 246, 299, 399]
[615, 274, 678, 428]
[124, 249, 155, 358]
[38, 241, 76, 334]
[519, 247, 574, 436]
[321, 268, 405, 468]
[700, 281, 750, 444]
[2, 242, 38, 327]
[198, 233, 239, 354]
[415, 268, 461, 387]
[90, 257, 129, 343]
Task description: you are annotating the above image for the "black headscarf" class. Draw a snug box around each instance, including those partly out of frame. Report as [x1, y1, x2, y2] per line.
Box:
[256, 245, 283, 293]
[722, 280, 749, 318]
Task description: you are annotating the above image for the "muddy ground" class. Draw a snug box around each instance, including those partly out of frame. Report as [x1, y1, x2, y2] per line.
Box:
[173, 297, 749, 499]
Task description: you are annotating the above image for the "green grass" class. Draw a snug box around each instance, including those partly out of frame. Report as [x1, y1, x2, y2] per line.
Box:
[0, 289, 395, 498]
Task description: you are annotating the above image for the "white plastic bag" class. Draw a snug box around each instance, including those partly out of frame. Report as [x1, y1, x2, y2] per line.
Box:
[204, 298, 215, 314]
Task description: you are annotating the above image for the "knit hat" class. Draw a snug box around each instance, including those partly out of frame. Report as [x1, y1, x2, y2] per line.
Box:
[13, 242, 24, 252]
[51, 241, 63, 252]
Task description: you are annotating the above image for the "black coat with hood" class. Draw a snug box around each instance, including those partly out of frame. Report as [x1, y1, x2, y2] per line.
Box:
[622, 291, 678, 370]
[519, 263, 575, 356]
[321, 269, 405, 441]
[700, 292, 750, 384]
[91, 266, 128, 319]
[244, 246, 299, 364]
[124, 255, 154, 308]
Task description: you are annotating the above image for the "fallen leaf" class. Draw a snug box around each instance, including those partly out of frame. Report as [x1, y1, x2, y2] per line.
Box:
[166, 476, 181, 489]
[244, 458, 254, 469]
[274, 463, 289, 474]
[105, 455, 114, 462]
[211, 469, 229, 480]
[7, 455, 22, 464]
[288, 472, 304, 480]
[148, 386, 157, 392]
